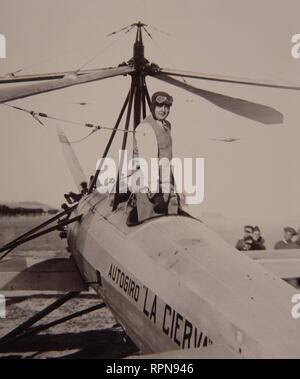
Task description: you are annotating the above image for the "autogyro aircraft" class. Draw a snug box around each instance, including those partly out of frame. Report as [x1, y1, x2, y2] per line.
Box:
[1, 22, 300, 358]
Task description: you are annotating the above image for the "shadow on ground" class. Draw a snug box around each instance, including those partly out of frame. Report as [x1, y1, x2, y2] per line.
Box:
[0, 327, 139, 359]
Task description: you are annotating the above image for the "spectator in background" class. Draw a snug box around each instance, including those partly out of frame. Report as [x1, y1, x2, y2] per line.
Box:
[235, 225, 254, 251]
[295, 228, 300, 246]
[241, 236, 254, 251]
[274, 227, 298, 249]
[252, 226, 266, 250]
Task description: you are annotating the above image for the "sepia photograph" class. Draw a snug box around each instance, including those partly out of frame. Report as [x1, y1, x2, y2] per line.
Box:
[0, 0, 300, 361]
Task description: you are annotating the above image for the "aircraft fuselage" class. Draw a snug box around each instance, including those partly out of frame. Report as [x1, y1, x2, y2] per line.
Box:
[68, 192, 300, 358]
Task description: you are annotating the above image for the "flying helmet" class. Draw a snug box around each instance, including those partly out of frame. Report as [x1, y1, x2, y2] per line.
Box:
[151, 91, 173, 115]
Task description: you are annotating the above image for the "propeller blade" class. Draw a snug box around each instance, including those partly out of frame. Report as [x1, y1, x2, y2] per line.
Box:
[159, 68, 300, 91]
[155, 74, 283, 124]
[56, 125, 87, 191]
[0, 66, 134, 104]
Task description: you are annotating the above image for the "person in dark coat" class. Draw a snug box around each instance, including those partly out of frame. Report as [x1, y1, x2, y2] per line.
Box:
[252, 226, 266, 250]
[295, 228, 300, 246]
[235, 225, 254, 251]
[240, 236, 254, 251]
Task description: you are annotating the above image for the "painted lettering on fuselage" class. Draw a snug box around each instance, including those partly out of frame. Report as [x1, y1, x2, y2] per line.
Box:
[108, 263, 140, 302]
[107, 262, 213, 349]
[162, 303, 213, 348]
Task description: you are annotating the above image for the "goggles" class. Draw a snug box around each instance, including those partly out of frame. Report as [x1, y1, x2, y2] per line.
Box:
[154, 95, 173, 106]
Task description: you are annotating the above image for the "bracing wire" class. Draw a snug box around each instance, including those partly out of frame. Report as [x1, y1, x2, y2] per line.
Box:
[69, 127, 102, 144]
[142, 26, 153, 40]
[147, 25, 171, 37]
[75, 25, 134, 73]
[1, 25, 134, 77]
[2, 103, 134, 141]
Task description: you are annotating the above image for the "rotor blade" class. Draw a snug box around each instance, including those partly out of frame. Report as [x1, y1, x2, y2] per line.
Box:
[57, 125, 87, 191]
[0, 67, 116, 84]
[158, 68, 300, 91]
[155, 74, 283, 124]
[0, 66, 134, 104]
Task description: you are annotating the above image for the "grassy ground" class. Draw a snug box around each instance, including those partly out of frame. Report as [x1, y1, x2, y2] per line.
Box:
[0, 215, 66, 252]
[0, 215, 138, 359]
[0, 294, 138, 359]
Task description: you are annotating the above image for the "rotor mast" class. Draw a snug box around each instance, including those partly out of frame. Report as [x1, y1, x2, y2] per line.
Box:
[90, 22, 152, 201]
[132, 22, 147, 70]
[132, 22, 147, 130]
[112, 22, 153, 209]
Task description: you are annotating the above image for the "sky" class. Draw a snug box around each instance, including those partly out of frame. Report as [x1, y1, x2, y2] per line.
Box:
[1, 0, 300, 222]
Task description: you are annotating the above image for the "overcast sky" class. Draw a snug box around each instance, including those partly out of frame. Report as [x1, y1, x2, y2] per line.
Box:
[1, 0, 300, 222]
